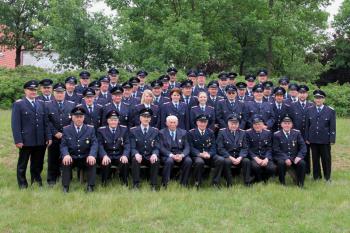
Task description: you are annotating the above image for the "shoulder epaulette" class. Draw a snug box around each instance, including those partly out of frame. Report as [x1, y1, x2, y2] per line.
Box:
[130, 126, 137, 129]
[76, 104, 82, 107]
[189, 128, 196, 132]
[68, 101, 75, 104]
[16, 99, 23, 102]
[191, 106, 198, 109]
[163, 102, 171, 105]
[274, 131, 280, 135]
[151, 127, 159, 130]
[97, 103, 103, 107]
[292, 129, 300, 132]
[63, 125, 70, 128]
[208, 105, 214, 109]
[219, 128, 226, 131]
[105, 103, 111, 106]
[87, 124, 94, 128]
[218, 99, 225, 102]
[246, 129, 252, 131]
[120, 125, 127, 128]
[329, 106, 334, 110]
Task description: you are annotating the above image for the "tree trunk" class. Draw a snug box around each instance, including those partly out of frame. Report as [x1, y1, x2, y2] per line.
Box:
[267, 0, 274, 74]
[15, 46, 21, 67]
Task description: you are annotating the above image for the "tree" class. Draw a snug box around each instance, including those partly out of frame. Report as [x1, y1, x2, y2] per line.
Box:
[37, 0, 118, 70]
[0, 0, 48, 66]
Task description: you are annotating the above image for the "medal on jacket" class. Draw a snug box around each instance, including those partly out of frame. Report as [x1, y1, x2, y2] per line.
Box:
[86, 139, 90, 144]
[121, 137, 124, 145]
[152, 140, 154, 147]
[292, 140, 295, 147]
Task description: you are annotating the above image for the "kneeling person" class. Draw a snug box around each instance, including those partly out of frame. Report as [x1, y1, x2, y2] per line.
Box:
[60, 106, 98, 192]
[97, 110, 130, 186]
[217, 114, 252, 186]
[130, 109, 160, 190]
[188, 114, 224, 188]
[273, 116, 307, 187]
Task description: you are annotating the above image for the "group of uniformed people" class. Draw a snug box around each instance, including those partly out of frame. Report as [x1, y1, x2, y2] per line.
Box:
[11, 67, 336, 192]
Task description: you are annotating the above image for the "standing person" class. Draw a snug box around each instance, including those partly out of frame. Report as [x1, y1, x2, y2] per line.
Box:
[132, 90, 160, 128]
[12, 80, 51, 189]
[75, 71, 91, 94]
[45, 83, 76, 186]
[60, 106, 98, 192]
[37, 79, 54, 102]
[305, 90, 336, 181]
[64, 76, 82, 104]
[190, 91, 216, 131]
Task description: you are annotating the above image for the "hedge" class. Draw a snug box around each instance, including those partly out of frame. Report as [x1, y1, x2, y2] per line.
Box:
[1, 66, 349, 117]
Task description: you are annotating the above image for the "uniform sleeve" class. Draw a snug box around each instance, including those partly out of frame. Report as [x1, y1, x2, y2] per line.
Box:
[272, 134, 288, 161]
[130, 130, 139, 157]
[88, 129, 98, 158]
[208, 133, 217, 157]
[297, 132, 307, 159]
[11, 102, 23, 144]
[330, 109, 336, 144]
[159, 132, 172, 157]
[122, 129, 131, 158]
[188, 132, 201, 157]
[182, 133, 190, 157]
[216, 103, 226, 129]
[266, 105, 275, 129]
[189, 109, 196, 130]
[304, 110, 310, 142]
[151, 131, 160, 156]
[240, 105, 248, 130]
[239, 132, 248, 158]
[97, 130, 108, 158]
[217, 131, 230, 158]
[265, 132, 273, 159]
[60, 128, 70, 157]
[45, 105, 56, 139]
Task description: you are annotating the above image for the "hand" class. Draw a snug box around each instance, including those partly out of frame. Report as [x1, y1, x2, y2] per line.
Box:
[174, 154, 183, 162]
[135, 153, 143, 163]
[15, 143, 24, 149]
[285, 159, 292, 166]
[150, 154, 158, 164]
[120, 155, 128, 164]
[203, 152, 211, 159]
[261, 158, 268, 167]
[305, 140, 310, 145]
[63, 155, 72, 166]
[235, 156, 242, 164]
[294, 157, 302, 164]
[55, 132, 63, 139]
[254, 157, 263, 166]
[46, 140, 52, 146]
[86, 155, 96, 166]
[102, 155, 111, 166]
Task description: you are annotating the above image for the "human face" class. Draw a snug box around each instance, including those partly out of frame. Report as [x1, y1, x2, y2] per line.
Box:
[65, 83, 75, 92]
[275, 94, 284, 103]
[171, 92, 181, 102]
[84, 96, 94, 105]
[298, 92, 308, 101]
[109, 74, 119, 84]
[80, 78, 90, 86]
[258, 75, 267, 83]
[253, 91, 263, 101]
[198, 93, 207, 105]
[107, 118, 119, 128]
[152, 87, 161, 96]
[140, 115, 151, 126]
[281, 121, 293, 132]
[112, 93, 122, 103]
[72, 115, 84, 126]
[144, 93, 153, 104]
[166, 118, 178, 131]
[197, 75, 206, 86]
[123, 88, 132, 97]
[24, 88, 37, 99]
[169, 74, 176, 82]
[237, 89, 246, 97]
[253, 122, 264, 132]
[100, 82, 109, 92]
[226, 91, 237, 101]
[314, 96, 325, 106]
[246, 81, 255, 88]
[228, 121, 239, 131]
[54, 91, 65, 101]
[40, 86, 52, 96]
[208, 87, 218, 97]
[196, 120, 208, 131]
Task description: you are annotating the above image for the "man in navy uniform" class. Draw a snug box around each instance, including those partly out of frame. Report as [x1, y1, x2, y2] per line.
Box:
[273, 116, 307, 187]
[217, 72, 228, 98]
[245, 84, 275, 130]
[180, 79, 198, 110]
[108, 67, 120, 90]
[290, 84, 314, 174]
[284, 83, 299, 105]
[38, 78, 54, 102]
[246, 115, 276, 183]
[278, 77, 290, 99]
[60, 106, 98, 192]
[271, 87, 291, 132]
[236, 82, 253, 103]
[129, 76, 142, 98]
[305, 90, 336, 181]
[188, 114, 224, 189]
[75, 71, 91, 94]
[262, 81, 274, 103]
[193, 70, 207, 96]
[97, 110, 130, 186]
[102, 86, 132, 127]
[78, 88, 104, 130]
[12, 80, 51, 188]
[151, 80, 170, 107]
[160, 88, 189, 130]
[167, 67, 180, 89]
[159, 115, 192, 188]
[216, 85, 247, 129]
[257, 69, 268, 84]
[136, 70, 151, 94]
[65, 76, 82, 104]
[159, 74, 171, 97]
[130, 109, 160, 190]
[206, 80, 223, 108]
[88, 80, 108, 106]
[245, 74, 256, 97]
[227, 72, 238, 86]
[45, 83, 76, 186]
[98, 75, 112, 104]
[217, 114, 252, 187]
[122, 81, 141, 106]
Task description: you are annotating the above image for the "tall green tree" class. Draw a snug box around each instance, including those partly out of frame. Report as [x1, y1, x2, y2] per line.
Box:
[38, 0, 117, 70]
[0, 0, 48, 66]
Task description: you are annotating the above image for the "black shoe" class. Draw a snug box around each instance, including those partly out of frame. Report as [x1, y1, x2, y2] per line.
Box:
[133, 183, 140, 190]
[19, 184, 28, 190]
[38, 181, 43, 187]
[212, 183, 221, 189]
[226, 182, 233, 188]
[162, 183, 168, 190]
[86, 185, 94, 192]
[48, 182, 56, 187]
[63, 186, 69, 193]
[151, 185, 158, 192]
[194, 182, 200, 190]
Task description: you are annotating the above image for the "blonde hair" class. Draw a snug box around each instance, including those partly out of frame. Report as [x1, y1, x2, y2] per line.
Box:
[141, 89, 154, 104]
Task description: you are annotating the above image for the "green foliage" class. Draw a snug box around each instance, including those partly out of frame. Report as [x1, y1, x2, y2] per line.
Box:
[36, 0, 117, 70]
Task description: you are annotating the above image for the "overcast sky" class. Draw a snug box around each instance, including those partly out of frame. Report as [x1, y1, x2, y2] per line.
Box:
[89, 0, 344, 28]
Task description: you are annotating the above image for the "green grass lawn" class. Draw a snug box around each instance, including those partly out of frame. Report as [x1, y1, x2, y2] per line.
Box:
[0, 110, 349, 233]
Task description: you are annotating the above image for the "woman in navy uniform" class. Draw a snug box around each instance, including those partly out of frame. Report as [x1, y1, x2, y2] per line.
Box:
[159, 115, 192, 188]
[190, 91, 216, 131]
[188, 114, 223, 189]
[60, 106, 98, 192]
[12, 80, 51, 188]
[97, 110, 130, 186]
[132, 90, 160, 128]
[246, 115, 276, 183]
[305, 90, 336, 181]
[160, 88, 189, 130]
[45, 83, 76, 186]
[217, 114, 252, 187]
[273, 116, 307, 187]
[130, 109, 160, 190]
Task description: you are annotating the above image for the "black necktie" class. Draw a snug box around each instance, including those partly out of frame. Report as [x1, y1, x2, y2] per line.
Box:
[201, 106, 205, 112]
[104, 94, 107, 99]
[278, 104, 281, 110]
[317, 107, 321, 113]
[185, 97, 189, 104]
[32, 101, 36, 109]
[175, 103, 178, 109]
[301, 103, 305, 109]
[143, 128, 147, 135]
[230, 102, 234, 108]
[58, 102, 63, 109]
[88, 105, 92, 113]
[286, 132, 290, 139]
[112, 128, 116, 135]
[77, 127, 80, 134]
